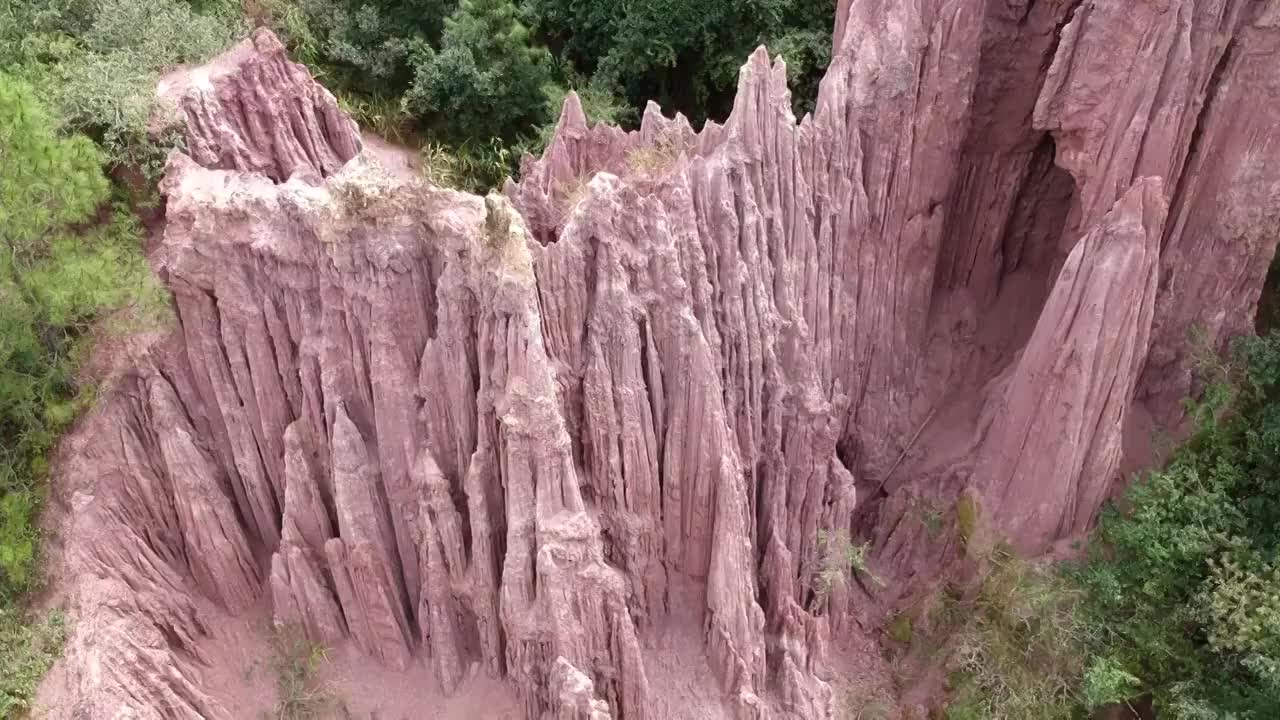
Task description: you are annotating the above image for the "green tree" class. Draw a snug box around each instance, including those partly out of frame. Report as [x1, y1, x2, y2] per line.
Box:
[0, 74, 107, 596]
[0, 74, 165, 599]
[519, 0, 619, 75]
[524, 0, 835, 122]
[760, 0, 832, 116]
[402, 0, 553, 143]
[0, 73, 107, 259]
[1075, 332, 1280, 718]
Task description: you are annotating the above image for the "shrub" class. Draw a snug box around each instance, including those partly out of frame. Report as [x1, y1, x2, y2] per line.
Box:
[1073, 332, 1280, 718]
[954, 494, 980, 547]
[526, 73, 636, 150]
[420, 138, 517, 193]
[245, 0, 327, 68]
[334, 90, 414, 143]
[0, 73, 108, 258]
[811, 528, 880, 601]
[2, 0, 242, 169]
[944, 550, 1089, 720]
[886, 611, 913, 645]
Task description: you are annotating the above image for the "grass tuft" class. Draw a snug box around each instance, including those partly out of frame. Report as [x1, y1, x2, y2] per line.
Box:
[954, 495, 979, 546]
[267, 624, 335, 720]
[813, 528, 881, 601]
[0, 607, 66, 718]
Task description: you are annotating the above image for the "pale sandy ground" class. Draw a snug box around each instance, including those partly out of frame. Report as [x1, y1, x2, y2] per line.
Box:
[361, 132, 421, 182]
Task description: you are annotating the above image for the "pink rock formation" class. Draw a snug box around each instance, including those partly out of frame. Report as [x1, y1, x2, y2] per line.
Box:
[46, 0, 1280, 715]
[976, 178, 1166, 551]
[156, 29, 361, 182]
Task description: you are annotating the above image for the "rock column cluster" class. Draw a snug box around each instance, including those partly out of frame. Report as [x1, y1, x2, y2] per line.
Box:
[49, 0, 1280, 716]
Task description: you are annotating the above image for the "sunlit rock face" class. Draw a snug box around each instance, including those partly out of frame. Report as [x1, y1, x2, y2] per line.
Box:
[48, 0, 1280, 715]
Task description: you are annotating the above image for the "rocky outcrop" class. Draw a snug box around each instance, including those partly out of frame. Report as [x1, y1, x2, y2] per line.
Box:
[975, 178, 1166, 552]
[551, 657, 613, 720]
[53, 364, 234, 720]
[47, 1, 1280, 717]
[148, 376, 261, 613]
[1137, 1, 1280, 416]
[156, 28, 361, 182]
[270, 422, 347, 644]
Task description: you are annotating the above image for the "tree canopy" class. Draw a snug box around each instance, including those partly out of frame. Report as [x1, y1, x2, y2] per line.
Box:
[403, 0, 554, 143]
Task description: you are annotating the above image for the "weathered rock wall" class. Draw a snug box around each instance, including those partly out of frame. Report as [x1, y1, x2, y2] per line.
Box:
[47, 0, 1280, 717]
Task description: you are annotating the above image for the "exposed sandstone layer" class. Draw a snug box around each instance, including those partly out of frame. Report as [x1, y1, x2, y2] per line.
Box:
[47, 0, 1280, 716]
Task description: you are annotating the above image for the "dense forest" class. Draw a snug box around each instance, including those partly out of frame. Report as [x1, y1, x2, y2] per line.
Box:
[1, 0, 1277, 718]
